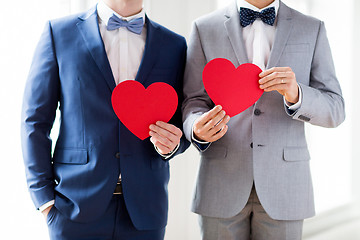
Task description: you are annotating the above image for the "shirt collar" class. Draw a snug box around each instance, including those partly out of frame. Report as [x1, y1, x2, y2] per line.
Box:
[237, 0, 279, 15]
[97, 0, 146, 26]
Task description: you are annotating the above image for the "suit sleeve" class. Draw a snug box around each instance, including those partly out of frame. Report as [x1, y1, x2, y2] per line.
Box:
[289, 21, 345, 127]
[163, 38, 190, 161]
[182, 22, 214, 146]
[21, 21, 59, 209]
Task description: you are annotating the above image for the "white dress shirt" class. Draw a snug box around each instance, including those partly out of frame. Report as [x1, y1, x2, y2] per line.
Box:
[238, 0, 279, 70]
[237, 0, 301, 110]
[192, 0, 302, 146]
[97, 1, 146, 85]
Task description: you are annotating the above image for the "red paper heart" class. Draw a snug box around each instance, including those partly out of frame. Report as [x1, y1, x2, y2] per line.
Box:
[111, 80, 178, 140]
[203, 58, 264, 117]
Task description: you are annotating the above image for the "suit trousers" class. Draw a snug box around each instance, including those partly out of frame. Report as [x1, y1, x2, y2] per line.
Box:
[46, 195, 165, 240]
[199, 186, 304, 240]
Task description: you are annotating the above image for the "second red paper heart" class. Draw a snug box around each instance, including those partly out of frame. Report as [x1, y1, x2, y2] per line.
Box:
[202, 58, 264, 117]
[111, 80, 178, 140]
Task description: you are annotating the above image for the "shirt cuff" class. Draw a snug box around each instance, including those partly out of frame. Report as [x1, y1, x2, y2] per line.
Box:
[154, 142, 180, 159]
[39, 200, 55, 212]
[284, 84, 302, 111]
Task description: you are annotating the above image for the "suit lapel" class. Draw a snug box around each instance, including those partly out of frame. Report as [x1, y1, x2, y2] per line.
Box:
[266, 2, 293, 69]
[224, 1, 249, 66]
[135, 15, 163, 85]
[76, 6, 116, 92]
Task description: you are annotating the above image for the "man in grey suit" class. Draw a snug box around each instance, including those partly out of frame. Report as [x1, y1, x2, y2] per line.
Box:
[182, 0, 345, 239]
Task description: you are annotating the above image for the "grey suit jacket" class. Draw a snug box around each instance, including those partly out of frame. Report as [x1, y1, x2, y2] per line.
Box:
[182, 1, 345, 221]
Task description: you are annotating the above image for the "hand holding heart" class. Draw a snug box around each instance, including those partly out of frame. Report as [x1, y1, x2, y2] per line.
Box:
[196, 58, 299, 143]
[259, 67, 299, 104]
[149, 121, 182, 155]
[193, 105, 230, 142]
[202, 59, 263, 117]
[111, 80, 181, 154]
[111, 80, 178, 140]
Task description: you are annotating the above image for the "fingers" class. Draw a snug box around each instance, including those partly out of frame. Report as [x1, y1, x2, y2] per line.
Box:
[196, 105, 223, 126]
[206, 114, 230, 136]
[259, 67, 293, 78]
[203, 109, 226, 131]
[259, 72, 288, 85]
[206, 120, 229, 142]
[158, 121, 183, 137]
[150, 134, 172, 154]
[258, 67, 299, 103]
[193, 106, 230, 142]
[209, 125, 229, 142]
[149, 122, 182, 155]
[259, 70, 294, 89]
[150, 121, 182, 140]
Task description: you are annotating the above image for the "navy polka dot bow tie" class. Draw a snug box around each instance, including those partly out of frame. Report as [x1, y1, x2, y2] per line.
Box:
[240, 7, 276, 27]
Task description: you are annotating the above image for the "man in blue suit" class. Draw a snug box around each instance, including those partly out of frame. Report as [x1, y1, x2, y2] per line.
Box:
[21, 0, 189, 239]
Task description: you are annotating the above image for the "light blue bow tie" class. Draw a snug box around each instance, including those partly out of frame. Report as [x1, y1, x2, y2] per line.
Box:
[107, 14, 144, 35]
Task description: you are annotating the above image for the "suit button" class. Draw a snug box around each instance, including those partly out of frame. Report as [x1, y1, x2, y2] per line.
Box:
[254, 109, 262, 116]
[115, 153, 120, 159]
[250, 142, 253, 148]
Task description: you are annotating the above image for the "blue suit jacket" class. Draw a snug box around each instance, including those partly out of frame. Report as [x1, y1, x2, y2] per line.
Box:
[21, 6, 189, 230]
